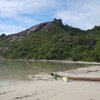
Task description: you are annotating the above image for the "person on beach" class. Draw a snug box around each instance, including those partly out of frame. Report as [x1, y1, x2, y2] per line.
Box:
[51, 72, 58, 80]
[51, 72, 68, 82]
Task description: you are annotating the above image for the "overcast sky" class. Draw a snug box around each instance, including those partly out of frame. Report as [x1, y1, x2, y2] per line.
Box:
[0, 0, 100, 35]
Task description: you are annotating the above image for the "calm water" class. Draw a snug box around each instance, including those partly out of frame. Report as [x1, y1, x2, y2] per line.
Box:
[0, 60, 89, 81]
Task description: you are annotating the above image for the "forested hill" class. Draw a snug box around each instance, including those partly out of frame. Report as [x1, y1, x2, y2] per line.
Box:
[0, 19, 100, 62]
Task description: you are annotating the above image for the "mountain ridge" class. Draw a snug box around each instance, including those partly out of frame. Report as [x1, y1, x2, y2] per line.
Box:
[0, 18, 100, 62]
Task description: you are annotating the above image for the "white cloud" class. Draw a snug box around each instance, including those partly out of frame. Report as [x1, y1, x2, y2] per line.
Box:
[0, 15, 40, 35]
[0, 23, 25, 35]
[1, 0, 100, 34]
[0, 0, 56, 34]
[0, 0, 56, 17]
[55, 0, 100, 30]
[0, 17, 40, 35]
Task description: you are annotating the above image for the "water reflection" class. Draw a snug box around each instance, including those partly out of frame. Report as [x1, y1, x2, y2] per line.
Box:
[0, 60, 89, 81]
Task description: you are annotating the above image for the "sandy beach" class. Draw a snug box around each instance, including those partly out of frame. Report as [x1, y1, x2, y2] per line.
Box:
[0, 65, 100, 100]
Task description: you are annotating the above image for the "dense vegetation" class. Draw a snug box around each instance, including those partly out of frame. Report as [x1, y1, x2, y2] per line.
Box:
[0, 19, 100, 62]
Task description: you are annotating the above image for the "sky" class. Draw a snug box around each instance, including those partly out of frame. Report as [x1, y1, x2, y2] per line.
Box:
[0, 0, 100, 35]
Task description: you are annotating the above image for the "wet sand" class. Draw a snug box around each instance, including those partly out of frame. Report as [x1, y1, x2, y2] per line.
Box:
[0, 66, 100, 100]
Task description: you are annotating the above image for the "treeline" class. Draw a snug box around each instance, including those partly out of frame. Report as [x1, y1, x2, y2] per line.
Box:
[1, 21, 100, 62]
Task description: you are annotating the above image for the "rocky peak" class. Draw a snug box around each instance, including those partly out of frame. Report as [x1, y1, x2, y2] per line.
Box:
[53, 18, 62, 24]
[8, 19, 64, 38]
[26, 18, 63, 35]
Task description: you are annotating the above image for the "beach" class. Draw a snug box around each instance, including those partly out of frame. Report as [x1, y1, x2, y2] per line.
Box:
[0, 65, 100, 100]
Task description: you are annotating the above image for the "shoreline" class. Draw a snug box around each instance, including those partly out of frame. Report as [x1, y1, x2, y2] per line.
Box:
[0, 65, 100, 100]
[0, 58, 100, 65]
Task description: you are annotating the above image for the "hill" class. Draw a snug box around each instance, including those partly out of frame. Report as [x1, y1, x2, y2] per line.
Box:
[0, 18, 100, 62]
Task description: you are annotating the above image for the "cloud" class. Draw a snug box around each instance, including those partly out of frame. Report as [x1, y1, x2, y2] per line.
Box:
[0, 17, 40, 35]
[55, 0, 100, 30]
[0, 23, 25, 35]
[0, 0, 56, 34]
[1, 0, 100, 34]
[0, 0, 56, 17]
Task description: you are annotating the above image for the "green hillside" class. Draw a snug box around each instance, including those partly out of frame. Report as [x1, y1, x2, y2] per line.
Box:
[0, 19, 100, 62]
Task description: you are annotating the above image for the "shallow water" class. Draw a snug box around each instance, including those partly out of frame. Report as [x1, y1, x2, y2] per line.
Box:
[0, 60, 89, 81]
